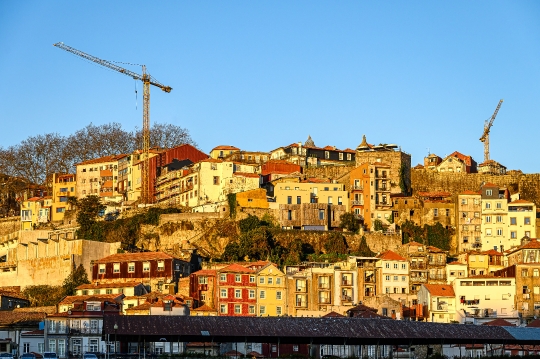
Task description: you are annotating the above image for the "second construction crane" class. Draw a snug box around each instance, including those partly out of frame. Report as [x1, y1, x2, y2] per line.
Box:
[479, 99, 503, 163]
[54, 42, 172, 204]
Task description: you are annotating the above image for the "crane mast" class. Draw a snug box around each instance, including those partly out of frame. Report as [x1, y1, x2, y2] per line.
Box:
[54, 42, 172, 204]
[479, 99, 503, 163]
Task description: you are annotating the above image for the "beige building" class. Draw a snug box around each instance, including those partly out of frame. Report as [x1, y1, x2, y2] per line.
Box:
[505, 238, 540, 321]
[274, 178, 348, 230]
[376, 250, 409, 302]
[457, 191, 482, 252]
[155, 159, 260, 210]
[417, 284, 456, 323]
[209, 145, 240, 159]
[75, 155, 125, 203]
[480, 183, 510, 252]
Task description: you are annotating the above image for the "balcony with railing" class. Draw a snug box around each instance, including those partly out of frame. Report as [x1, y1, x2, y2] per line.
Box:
[410, 275, 427, 283]
[318, 282, 330, 289]
[428, 273, 447, 281]
[341, 279, 353, 286]
[296, 299, 307, 307]
[352, 185, 363, 191]
[351, 200, 363, 206]
[410, 262, 427, 270]
[341, 295, 353, 302]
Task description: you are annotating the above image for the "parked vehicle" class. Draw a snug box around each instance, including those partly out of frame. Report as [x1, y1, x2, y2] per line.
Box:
[0, 353, 14, 359]
[43, 353, 58, 359]
[21, 354, 37, 359]
[83, 354, 98, 359]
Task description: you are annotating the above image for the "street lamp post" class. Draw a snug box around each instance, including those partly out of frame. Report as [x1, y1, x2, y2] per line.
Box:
[113, 324, 118, 357]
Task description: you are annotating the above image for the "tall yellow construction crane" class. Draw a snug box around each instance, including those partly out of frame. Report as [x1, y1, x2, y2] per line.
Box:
[54, 42, 172, 204]
[479, 99, 503, 163]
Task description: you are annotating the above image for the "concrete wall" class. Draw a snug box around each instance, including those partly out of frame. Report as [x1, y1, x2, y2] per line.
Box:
[0, 230, 120, 289]
[0, 217, 19, 236]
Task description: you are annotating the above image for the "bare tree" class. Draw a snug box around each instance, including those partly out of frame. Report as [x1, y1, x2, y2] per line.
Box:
[134, 122, 197, 150]
[65, 123, 135, 169]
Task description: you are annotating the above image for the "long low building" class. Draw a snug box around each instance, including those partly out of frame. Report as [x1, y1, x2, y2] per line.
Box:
[103, 315, 540, 346]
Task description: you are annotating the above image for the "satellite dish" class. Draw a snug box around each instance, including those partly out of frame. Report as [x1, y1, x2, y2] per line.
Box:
[68, 310, 72, 315]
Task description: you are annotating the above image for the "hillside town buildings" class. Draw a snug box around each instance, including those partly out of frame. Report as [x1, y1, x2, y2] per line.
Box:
[1, 135, 540, 358]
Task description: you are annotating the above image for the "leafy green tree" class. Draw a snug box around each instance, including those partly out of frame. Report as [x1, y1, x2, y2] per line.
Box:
[354, 235, 375, 257]
[425, 222, 452, 251]
[22, 285, 65, 307]
[339, 212, 360, 233]
[373, 219, 384, 231]
[323, 232, 348, 254]
[239, 215, 261, 233]
[76, 195, 105, 240]
[401, 220, 424, 243]
[63, 264, 91, 296]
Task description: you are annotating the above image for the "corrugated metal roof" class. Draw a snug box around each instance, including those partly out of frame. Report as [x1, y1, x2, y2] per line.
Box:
[502, 327, 540, 344]
[102, 316, 528, 345]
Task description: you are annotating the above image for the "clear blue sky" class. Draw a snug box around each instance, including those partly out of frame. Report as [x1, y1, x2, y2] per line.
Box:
[1, 1, 539, 173]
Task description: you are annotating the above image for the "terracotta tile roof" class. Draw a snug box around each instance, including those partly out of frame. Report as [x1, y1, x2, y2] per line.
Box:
[417, 191, 452, 198]
[233, 172, 260, 178]
[76, 154, 125, 166]
[427, 246, 444, 253]
[509, 199, 533, 204]
[447, 261, 464, 265]
[461, 190, 481, 195]
[482, 249, 503, 256]
[76, 282, 144, 290]
[377, 250, 406, 261]
[200, 158, 223, 163]
[302, 178, 332, 183]
[211, 145, 240, 151]
[21, 329, 44, 336]
[406, 241, 424, 247]
[482, 182, 498, 187]
[58, 294, 123, 305]
[192, 269, 217, 276]
[95, 251, 174, 263]
[343, 148, 356, 153]
[0, 311, 47, 325]
[322, 311, 345, 318]
[448, 151, 473, 166]
[14, 306, 56, 314]
[192, 304, 216, 312]
[482, 318, 515, 326]
[126, 302, 152, 311]
[423, 284, 455, 297]
[0, 290, 29, 301]
[518, 238, 540, 250]
[218, 263, 255, 273]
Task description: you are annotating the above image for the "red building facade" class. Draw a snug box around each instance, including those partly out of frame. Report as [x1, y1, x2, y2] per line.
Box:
[217, 264, 256, 316]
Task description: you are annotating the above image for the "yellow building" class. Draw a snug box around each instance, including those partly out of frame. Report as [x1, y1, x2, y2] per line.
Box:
[463, 252, 490, 276]
[256, 263, 286, 316]
[507, 199, 536, 247]
[50, 173, 76, 222]
[210, 145, 240, 159]
[236, 188, 269, 209]
[20, 196, 52, 230]
[274, 178, 348, 207]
